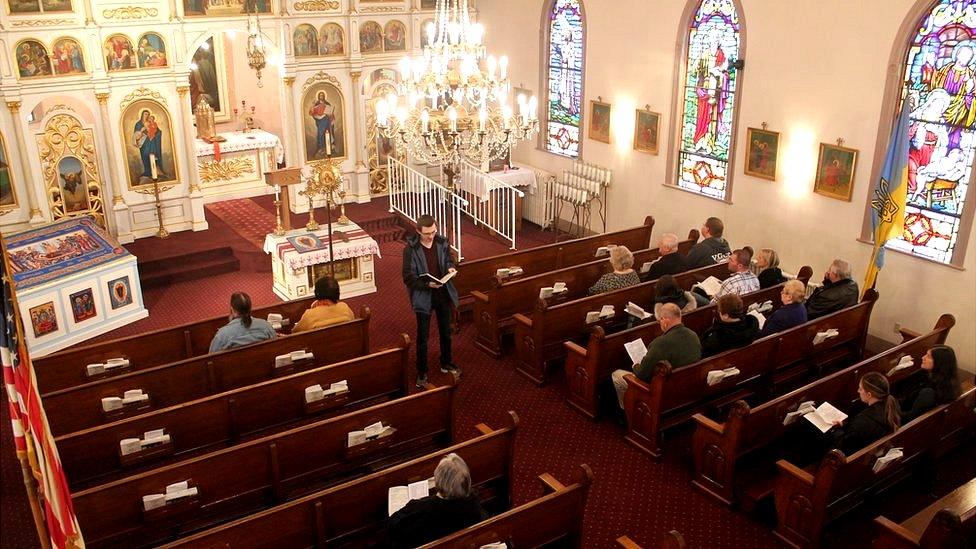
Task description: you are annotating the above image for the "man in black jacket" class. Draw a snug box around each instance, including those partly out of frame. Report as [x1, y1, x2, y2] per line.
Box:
[806, 258, 859, 319]
[685, 217, 731, 268]
[645, 233, 687, 280]
[402, 215, 460, 387]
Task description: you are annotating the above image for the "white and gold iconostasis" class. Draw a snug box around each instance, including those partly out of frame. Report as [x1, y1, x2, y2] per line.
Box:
[0, 0, 458, 243]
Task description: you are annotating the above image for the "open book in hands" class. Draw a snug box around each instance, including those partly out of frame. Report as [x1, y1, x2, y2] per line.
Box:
[694, 276, 723, 297]
[624, 338, 648, 365]
[388, 478, 434, 516]
[800, 401, 848, 433]
[625, 302, 652, 320]
[422, 270, 457, 285]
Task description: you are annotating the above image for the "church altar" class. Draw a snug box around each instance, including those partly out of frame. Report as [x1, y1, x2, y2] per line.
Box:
[194, 130, 285, 203]
[474, 166, 538, 231]
[263, 221, 380, 301]
[6, 216, 148, 357]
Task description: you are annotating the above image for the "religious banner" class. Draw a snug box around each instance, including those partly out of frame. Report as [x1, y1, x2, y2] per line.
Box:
[302, 81, 346, 162]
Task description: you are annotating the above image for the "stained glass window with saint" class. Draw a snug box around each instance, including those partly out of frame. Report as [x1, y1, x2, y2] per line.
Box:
[676, 0, 740, 201]
[887, 0, 976, 264]
[545, 0, 584, 157]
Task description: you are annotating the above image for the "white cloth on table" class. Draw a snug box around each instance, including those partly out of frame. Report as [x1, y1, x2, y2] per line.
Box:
[263, 222, 381, 272]
[195, 129, 285, 164]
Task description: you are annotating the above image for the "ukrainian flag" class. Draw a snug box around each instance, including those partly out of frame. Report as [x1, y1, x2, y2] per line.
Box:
[864, 97, 912, 293]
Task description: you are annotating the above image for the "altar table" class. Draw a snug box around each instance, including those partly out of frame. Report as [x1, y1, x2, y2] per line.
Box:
[195, 130, 284, 202]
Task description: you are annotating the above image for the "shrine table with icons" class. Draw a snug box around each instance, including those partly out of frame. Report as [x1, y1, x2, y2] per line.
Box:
[195, 130, 285, 202]
[263, 221, 380, 301]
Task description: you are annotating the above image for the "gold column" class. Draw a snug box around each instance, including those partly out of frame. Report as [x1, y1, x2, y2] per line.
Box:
[282, 76, 299, 166]
[176, 85, 202, 193]
[350, 70, 366, 170]
[5, 101, 43, 219]
[95, 93, 126, 206]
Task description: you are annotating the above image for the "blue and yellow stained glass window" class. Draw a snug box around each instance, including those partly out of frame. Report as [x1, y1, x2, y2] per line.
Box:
[545, 0, 584, 157]
[676, 0, 741, 201]
[887, 0, 976, 264]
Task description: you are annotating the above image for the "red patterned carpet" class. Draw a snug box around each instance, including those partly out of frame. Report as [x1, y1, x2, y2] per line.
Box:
[3, 198, 974, 548]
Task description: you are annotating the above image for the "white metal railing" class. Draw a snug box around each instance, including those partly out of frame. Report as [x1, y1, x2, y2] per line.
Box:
[388, 157, 468, 260]
[456, 160, 525, 250]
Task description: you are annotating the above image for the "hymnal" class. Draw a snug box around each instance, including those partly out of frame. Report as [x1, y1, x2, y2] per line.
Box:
[422, 270, 457, 285]
[540, 287, 554, 299]
[748, 300, 774, 314]
[624, 302, 652, 320]
[347, 430, 368, 447]
[872, 447, 904, 473]
[323, 380, 348, 396]
[291, 350, 313, 361]
[783, 401, 817, 426]
[694, 276, 723, 297]
[639, 260, 657, 274]
[267, 313, 283, 323]
[802, 402, 848, 433]
[275, 354, 293, 368]
[553, 282, 567, 292]
[812, 328, 840, 345]
[585, 311, 601, 324]
[305, 385, 325, 403]
[887, 355, 915, 376]
[142, 493, 166, 511]
[706, 367, 741, 386]
[101, 397, 124, 412]
[120, 438, 142, 456]
[86, 363, 105, 376]
[747, 310, 766, 330]
[594, 244, 617, 258]
[496, 268, 511, 277]
[624, 338, 648, 365]
[164, 487, 198, 502]
[387, 479, 433, 516]
[122, 389, 149, 405]
[165, 481, 189, 494]
[105, 357, 129, 368]
[600, 305, 614, 318]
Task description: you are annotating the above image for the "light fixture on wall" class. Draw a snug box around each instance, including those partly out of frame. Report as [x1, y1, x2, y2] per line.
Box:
[374, 0, 538, 188]
[245, 2, 267, 87]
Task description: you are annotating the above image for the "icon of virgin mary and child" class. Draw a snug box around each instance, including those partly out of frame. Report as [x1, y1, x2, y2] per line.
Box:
[308, 91, 338, 159]
[132, 109, 167, 183]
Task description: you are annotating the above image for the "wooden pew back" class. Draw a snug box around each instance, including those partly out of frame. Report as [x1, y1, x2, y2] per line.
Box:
[56, 336, 412, 488]
[34, 297, 316, 393]
[159, 412, 519, 549]
[873, 477, 976, 549]
[72, 383, 457, 547]
[43, 312, 371, 436]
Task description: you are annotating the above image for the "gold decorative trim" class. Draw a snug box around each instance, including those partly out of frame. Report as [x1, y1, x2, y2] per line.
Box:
[11, 19, 74, 27]
[176, 86, 190, 97]
[44, 104, 75, 118]
[95, 93, 111, 105]
[293, 0, 340, 11]
[6, 101, 22, 113]
[301, 71, 341, 93]
[361, 6, 404, 12]
[29, 208, 43, 217]
[283, 76, 296, 87]
[119, 87, 165, 111]
[198, 157, 256, 184]
[350, 71, 362, 80]
[36, 113, 106, 228]
[102, 6, 159, 20]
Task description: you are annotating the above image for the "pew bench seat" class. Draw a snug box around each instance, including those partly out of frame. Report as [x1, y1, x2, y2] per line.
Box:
[873, 476, 976, 548]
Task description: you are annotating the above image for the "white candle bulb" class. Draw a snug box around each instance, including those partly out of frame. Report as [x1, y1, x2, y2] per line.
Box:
[479, 108, 487, 131]
[421, 109, 430, 133]
[149, 154, 158, 179]
[502, 104, 513, 129]
[447, 106, 458, 132]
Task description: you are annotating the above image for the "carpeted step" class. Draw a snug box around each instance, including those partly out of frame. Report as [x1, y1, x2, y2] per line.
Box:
[138, 246, 241, 289]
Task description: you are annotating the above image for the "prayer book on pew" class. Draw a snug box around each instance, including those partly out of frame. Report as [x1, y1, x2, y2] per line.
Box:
[594, 244, 617, 258]
[872, 447, 904, 473]
[624, 338, 648, 365]
[586, 305, 615, 324]
[694, 276, 723, 297]
[267, 313, 290, 330]
[387, 478, 435, 516]
[496, 266, 523, 278]
[540, 283, 568, 300]
[706, 367, 741, 386]
[304, 380, 349, 404]
[275, 350, 314, 368]
[747, 310, 766, 330]
[887, 355, 915, 376]
[639, 259, 658, 274]
[625, 302, 652, 320]
[347, 421, 395, 447]
[422, 270, 457, 285]
[783, 401, 816, 426]
[802, 402, 848, 433]
[748, 300, 774, 314]
[812, 328, 840, 345]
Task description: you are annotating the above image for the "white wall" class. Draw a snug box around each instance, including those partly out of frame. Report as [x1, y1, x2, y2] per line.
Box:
[479, 0, 976, 369]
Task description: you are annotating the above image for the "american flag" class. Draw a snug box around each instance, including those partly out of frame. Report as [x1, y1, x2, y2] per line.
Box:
[2, 237, 83, 548]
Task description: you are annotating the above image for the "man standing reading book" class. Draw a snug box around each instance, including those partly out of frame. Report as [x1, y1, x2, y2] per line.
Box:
[402, 214, 460, 388]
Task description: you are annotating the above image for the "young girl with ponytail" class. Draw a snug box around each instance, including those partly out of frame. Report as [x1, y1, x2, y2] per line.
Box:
[831, 371, 901, 456]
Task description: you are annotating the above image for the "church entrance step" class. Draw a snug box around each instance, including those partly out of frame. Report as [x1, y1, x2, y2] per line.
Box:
[137, 246, 241, 289]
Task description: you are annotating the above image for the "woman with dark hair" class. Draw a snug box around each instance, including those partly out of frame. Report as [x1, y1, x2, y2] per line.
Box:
[901, 345, 961, 422]
[652, 274, 697, 317]
[209, 292, 277, 353]
[699, 293, 759, 357]
[831, 372, 900, 456]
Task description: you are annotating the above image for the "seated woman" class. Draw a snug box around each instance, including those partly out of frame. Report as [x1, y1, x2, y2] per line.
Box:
[652, 274, 697, 318]
[209, 292, 277, 353]
[900, 345, 961, 423]
[386, 453, 486, 548]
[700, 293, 759, 357]
[756, 248, 787, 289]
[830, 372, 900, 456]
[588, 246, 641, 295]
[759, 279, 808, 337]
[292, 276, 355, 333]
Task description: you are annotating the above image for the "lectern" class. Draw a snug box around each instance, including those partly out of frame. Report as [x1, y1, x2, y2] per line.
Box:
[264, 167, 303, 232]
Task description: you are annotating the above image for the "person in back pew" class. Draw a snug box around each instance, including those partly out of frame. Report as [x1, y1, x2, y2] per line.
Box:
[759, 280, 808, 337]
[806, 258, 859, 320]
[700, 294, 760, 357]
[292, 276, 355, 333]
[685, 217, 731, 269]
[652, 275, 698, 318]
[208, 292, 277, 353]
[589, 246, 641, 295]
[900, 345, 961, 422]
[710, 248, 759, 303]
[384, 453, 486, 548]
[755, 248, 787, 289]
[611, 304, 702, 409]
[829, 372, 901, 456]
[644, 233, 687, 280]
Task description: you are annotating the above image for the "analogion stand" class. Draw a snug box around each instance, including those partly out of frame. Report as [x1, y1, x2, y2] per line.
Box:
[263, 221, 380, 301]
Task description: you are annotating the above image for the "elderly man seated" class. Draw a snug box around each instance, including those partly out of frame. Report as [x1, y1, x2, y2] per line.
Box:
[292, 276, 355, 333]
[645, 233, 687, 280]
[806, 258, 859, 319]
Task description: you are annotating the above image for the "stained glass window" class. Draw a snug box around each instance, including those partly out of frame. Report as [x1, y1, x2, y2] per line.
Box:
[545, 0, 584, 157]
[675, 0, 741, 201]
[885, 0, 976, 264]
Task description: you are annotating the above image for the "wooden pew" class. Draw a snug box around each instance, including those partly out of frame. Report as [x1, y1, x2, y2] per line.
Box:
[454, 216, 656, 311]
[71, 382, 457, 548]
[690, 315, 955, 506]
[616, 531, 687, 549]
[42, 311, 371, 436]
[623, 290, 879, 459]
[34, 296, 318, 393]
[564, 269, 813, 419]
[56, 336, 413, 489]
[472, 230, 699, 357]
[421, 464, 593, 548]
[872, 477, 976, 548]
[773, 385, 976, 548]
[513, 261, 731, 385]
[158, 411, 520, 548]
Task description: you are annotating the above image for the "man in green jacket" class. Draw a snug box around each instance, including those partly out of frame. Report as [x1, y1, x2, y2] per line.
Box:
[611, 303, 702, 409]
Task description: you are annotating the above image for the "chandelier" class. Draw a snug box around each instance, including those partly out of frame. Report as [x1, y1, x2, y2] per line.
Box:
[246, 1, 267, 87]
[375, 0, 538, 184]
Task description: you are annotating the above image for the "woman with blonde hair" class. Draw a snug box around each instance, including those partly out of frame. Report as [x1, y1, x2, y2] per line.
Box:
[759, 279, 808, 337]
[588, 246, 641, 295]
[756, 248, 787, 289]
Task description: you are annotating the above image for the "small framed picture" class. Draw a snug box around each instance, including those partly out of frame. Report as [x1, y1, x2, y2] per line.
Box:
[814, 143, 859, 201]
[29, 301, 59, 339]
[69, 288, 98, 324]
[744, 127, 780, 181]
[633, 109, 660, 155]
[588, 100, 611, 144]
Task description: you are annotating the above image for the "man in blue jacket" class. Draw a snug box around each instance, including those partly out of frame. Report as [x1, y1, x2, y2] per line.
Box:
[402, 214, 460, 387]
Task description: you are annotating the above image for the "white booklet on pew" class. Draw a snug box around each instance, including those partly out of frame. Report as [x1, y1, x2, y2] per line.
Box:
[887, 355, 915, 376]
[639, 259, 658, 274]
[694, 276, 723, 297]
[422, 270, 457, 285]
[624, 338, 648, 365]
[624, 302, 652, 320]
[747, 309, 767, 330]
[802, 401, 848, 433]
[388, 478, 434, 516]
[595, 244, 617, 258]
[872, 447, 904, 473]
